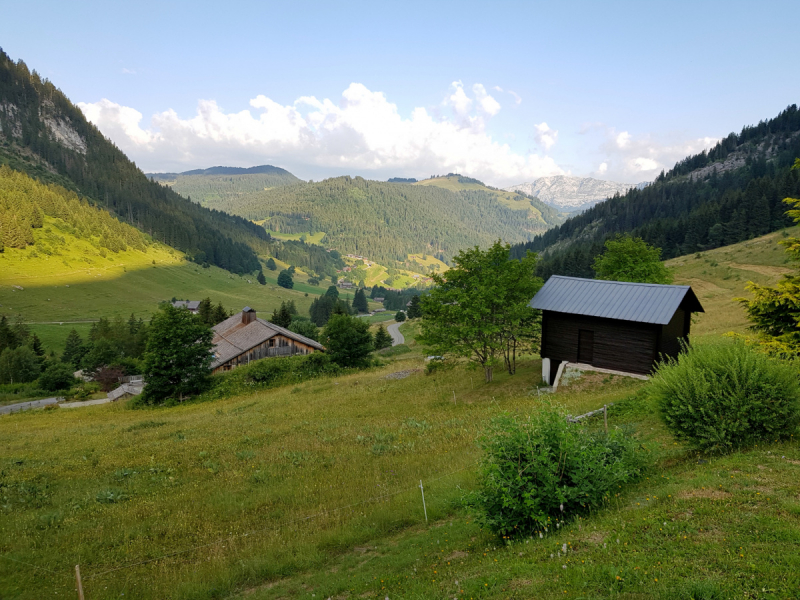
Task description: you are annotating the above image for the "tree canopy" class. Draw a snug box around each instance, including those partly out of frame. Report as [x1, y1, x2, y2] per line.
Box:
[321, 313, 373, 368]
[592, 235, 673, 284]
[420, 241, 542, 382]
[141, 305, 214, 403]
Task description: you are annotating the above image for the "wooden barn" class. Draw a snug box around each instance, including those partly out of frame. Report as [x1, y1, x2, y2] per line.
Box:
[210, 307, 324, 374]
[529, 276, 704, 383]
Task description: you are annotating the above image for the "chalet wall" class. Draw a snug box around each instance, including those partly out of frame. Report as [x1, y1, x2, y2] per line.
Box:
[541, 311, 659, 375]
[657, 308, 687, 359]
[212, 335, 317, 374]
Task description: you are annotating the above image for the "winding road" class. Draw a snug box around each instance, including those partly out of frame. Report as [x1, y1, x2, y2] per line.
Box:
[387, 321, 404, 346]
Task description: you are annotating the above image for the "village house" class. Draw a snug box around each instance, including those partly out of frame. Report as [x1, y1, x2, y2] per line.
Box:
[171, 300, 201, 314]
[210, 307, 324, 374]
[530, 276, 704, 383]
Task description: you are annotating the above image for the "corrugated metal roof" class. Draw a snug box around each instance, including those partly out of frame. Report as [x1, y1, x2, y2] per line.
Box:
[529, 276, 704, 325]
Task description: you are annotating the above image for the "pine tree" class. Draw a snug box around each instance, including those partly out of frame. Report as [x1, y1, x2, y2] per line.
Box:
[257, 270, 266, 285]
[61, 328, 87, 369]
[353, 288, 368, 313]
[373, 325, 392, 350]
[198, 297, 214, 325]
[0, 315, 17, 354]
[29, 333, 44, 357]
[406, 295, 422, 319]
[266, 258, 277, 271]
[212, 302, 228, 325]
[270, 303, 293, 328]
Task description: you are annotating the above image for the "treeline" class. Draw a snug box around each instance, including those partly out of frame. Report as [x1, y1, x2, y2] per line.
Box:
[511, 105, 800, 279]
[0, 49, 275, 274]
[190, 175, 560, 264]
[0, 165, 148, 252]
[369, 285, 421, 311]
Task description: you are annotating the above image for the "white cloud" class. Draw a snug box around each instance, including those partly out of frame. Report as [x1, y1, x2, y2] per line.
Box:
[492, 86, 521, 105]
[121, 68, 136, 75]
[534, 122, 558, 150]
[472, 84, 501, 116]
[78, 82, 563, 187]
[597, 127, 719, 181]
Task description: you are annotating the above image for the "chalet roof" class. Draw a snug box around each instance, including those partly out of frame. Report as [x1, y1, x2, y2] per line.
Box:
[172, 300, 201, 310]
[210, 311, 324, 369]
[529, 276, 704, 325]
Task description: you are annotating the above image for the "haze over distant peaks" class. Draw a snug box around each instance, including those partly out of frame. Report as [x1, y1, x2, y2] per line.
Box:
[146, 164, 299, 181]
[505, 176, 649, 212]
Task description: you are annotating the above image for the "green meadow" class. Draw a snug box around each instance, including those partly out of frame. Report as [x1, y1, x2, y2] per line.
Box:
[0, 228, 798, 599]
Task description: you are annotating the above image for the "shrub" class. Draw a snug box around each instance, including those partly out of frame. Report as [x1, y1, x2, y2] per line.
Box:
[470, 407, 645, 537]
[650, 341, 800, 453]
[37, 362, 77, 392]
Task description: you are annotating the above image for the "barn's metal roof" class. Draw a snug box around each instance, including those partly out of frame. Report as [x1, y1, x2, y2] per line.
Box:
[529, 276, 704, 325]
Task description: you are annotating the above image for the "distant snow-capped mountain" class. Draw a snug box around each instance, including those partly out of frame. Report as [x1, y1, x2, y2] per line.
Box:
[505, 176, 649, 212]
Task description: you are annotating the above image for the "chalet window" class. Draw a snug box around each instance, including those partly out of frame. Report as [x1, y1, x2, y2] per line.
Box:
[577, 329, 594, 363]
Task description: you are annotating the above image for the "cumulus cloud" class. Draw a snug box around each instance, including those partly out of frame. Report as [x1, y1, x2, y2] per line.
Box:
[591, 126, 718, 182]
[78, 82, 563, 186]
[534, 122, 558, 150]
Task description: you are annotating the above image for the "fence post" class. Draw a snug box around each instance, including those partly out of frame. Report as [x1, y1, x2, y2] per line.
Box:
[75, 564, 85, 600]
[419, 480, 428, 522]
[603, 405, 608, 433]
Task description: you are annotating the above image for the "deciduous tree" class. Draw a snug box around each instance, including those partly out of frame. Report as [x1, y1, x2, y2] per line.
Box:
[592, 235, 673, 284]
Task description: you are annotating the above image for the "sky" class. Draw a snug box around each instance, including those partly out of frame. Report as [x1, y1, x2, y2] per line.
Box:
[2, 0, 797, 187]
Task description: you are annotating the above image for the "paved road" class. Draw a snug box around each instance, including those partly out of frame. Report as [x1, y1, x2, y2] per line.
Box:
[0, 397, 62, 415]
[387, 321, 404, 346]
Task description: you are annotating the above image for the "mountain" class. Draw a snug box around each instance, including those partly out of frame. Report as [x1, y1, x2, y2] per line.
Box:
[505, 176, 646, 212]
[147, 165, 302, 206]
[510, 105, 800, 279]
[191, 173, 564, 265]
[0, 50, 342, 277]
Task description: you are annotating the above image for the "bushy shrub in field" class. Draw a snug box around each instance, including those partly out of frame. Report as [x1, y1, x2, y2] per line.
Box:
[193, 352, 342, 403]
[651, 341, 800, 453]
[470, 407, 646, 536]
[38, 362, 77, 392]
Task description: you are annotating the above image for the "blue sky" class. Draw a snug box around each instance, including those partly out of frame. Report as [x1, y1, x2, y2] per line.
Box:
[2, 0, 797, 186]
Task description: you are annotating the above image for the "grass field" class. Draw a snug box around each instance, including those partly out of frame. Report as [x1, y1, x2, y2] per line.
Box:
[0, 217, 355, 354]
[667, 226, 799, 340]
[1, 229, 799, 599]
[262, 230, 327, 246]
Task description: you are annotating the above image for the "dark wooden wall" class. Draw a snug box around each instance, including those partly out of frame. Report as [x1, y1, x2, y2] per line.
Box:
[541, 311, 661, 375]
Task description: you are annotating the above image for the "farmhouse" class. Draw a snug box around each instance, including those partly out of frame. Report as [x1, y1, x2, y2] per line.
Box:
[530, 276, 704, 383]
[172, 300, 201, 313]
[210, 307, 324, 374]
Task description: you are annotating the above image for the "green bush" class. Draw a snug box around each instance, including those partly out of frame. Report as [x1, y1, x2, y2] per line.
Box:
[650, 341, 800, 453]
[186, 352, 342, 404]
[38, 362, 77, 392]
[470, 407, 645, 537]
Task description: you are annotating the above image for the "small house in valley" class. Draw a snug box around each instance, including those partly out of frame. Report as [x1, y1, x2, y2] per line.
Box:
[210, 307, 324, 373]
[172, 300, 201, 314]
[529, 276, 704, 383]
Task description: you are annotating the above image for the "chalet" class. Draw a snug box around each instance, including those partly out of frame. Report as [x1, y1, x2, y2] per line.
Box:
[530, 276, 704, 383]
[338, 281, 354, 289]
[374, 297, 385, 303]
[172, 300, 201, 314]
[210, 307, 324, 374]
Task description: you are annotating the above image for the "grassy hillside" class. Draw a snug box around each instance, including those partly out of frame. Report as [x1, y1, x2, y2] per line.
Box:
[416, 173, 562, 222]
[2, 349, 798, 598]
[668, 226, 799, 340]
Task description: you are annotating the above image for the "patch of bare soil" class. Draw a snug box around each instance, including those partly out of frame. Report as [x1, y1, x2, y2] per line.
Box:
[445, 550, 468, 560]
[726, 262, 792, 277]
[677, 488, 731, 500]
[383, 369, 420, 380]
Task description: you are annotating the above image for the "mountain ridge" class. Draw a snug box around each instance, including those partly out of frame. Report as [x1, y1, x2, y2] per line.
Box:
[505, 175, 647, 212]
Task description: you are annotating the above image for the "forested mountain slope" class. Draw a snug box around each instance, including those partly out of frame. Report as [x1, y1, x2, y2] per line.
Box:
[197, 174, 563, 264]
[147, 165, 302, 206]
[511, 105, 800, 278]
[0, 50, 341, 276]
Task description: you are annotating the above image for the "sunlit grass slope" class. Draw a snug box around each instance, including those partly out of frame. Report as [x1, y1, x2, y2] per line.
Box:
[0, 217, 322, 352]
[667, 226, 799, 339]
[0, 356, 643, 599]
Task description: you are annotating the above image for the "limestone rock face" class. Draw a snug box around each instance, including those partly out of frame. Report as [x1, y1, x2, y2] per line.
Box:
[506, 176, 648, 212]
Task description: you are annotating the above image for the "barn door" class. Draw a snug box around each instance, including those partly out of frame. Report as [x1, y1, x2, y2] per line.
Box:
[577, 329, 594, 363]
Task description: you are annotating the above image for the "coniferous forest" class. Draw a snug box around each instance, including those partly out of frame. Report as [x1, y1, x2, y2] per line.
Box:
[0, 49, 343, 276]
[511, 105, 800, 278]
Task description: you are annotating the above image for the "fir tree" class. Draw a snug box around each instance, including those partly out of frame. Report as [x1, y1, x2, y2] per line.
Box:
[266, 257, 277, 271]
[257, 270, 266, 285]
[353, 288, 368, 313]
[373, 325, 392, 350]
[61, 328, 86, 369]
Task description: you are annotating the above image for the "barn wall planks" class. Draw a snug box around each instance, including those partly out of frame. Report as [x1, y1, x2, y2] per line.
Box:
[541, 311, 662, 375]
